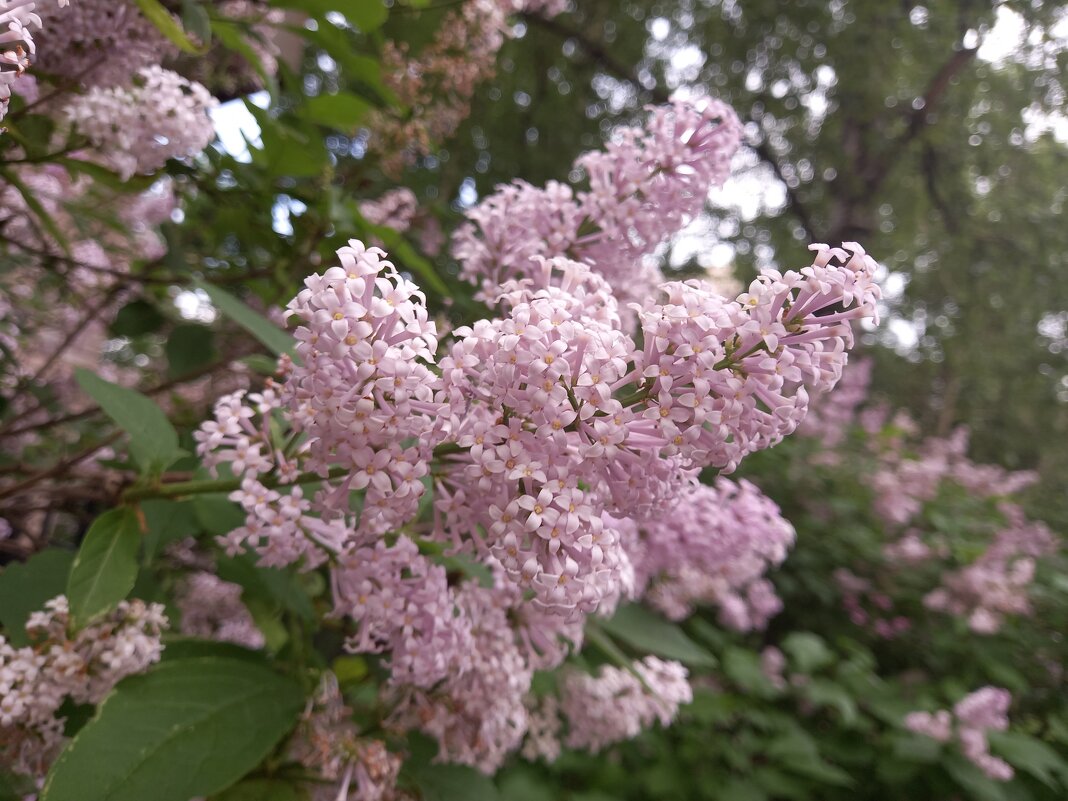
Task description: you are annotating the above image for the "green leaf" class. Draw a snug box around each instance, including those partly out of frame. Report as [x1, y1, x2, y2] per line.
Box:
[272, 0, 386, 32]
[110, 300, 166, 337]
[180, 0, 212, 44]
[304, 92, 372, 131]
[0, 549, 74, 646]
[988, 731, 1068, 789]
[803, 678, 859, 726]
[216, 554, 316, 621]
[141, 500, 200, 560]
[66, 508, 142, 626]
[598, 604, 717, 668]
[41, 657, 304, 801]
[166, 324, 216, 377]
[211, 778, 307, 801]
[133, 0, 206, 53]
[195, 280, 296, 358]
[245, 104, 330, 179]
[347, 0, 387, 32]
[74, 369, 182, 473]
[193, 493, 247, 535]
[408, 764, 499, 801]
[781, 632, 835, 673]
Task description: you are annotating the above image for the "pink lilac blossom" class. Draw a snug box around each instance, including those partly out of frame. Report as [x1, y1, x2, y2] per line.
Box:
[634, 478, 795, 630]
[433, 257, 651, 613]
[0, 0, 45, 122]
[924, 503, 1056, 634]
[0, 596, 166, 779]
[195, 387, 351, 567]
[453, 98, 743, 308]
[389, 584, 531, 774]
[906, 687, 1013, 781]
[291, 674, 404, 801]
[64, 65, 217, 179]
[282, 240, 446, 538]
[870, 425, 1038, 528]
[760, 646, 788, 690]
[174, 571, 265, 649]
[330, 536, 472, 688]
[630, 242, 880, 473]
[371, 0, 553, 174]
[32, 0, 172, 88]
[556, 656, 692, 755]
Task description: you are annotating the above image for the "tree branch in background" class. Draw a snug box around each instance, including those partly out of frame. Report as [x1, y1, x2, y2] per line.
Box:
[745, 117, 819, 243]
[521, 12, 670, 104]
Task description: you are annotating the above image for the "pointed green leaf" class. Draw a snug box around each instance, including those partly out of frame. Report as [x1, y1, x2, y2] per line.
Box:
[0, 549, 74, 646]
[133, 0, 207, 53]
[195, 280, 296, 358]
[66, 508, 142, 626]
[598, 604, 717, 668]
[40, 657, 304, 801]
[74, 369, 182, 473]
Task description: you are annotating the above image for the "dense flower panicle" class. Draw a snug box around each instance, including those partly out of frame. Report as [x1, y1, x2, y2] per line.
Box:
[433, 258, 658, 613]
[453, 99, 743, 307]
[195, 387, 352, 567]
[630, 242, 880, 473]
[282, 240, 446, 537]
[33, 0, 171, 88]
[635, 479, 795, 629]
[390, 584, 531, 774]
[545, 657, 691, 756]
[370, 0, 510, 174]
[870, 425, 1038, 528]
[924, 503, 1056, 633]
[906, 687, 1014, 781]
[64, 65, 217, 179]
[0, 0, 44, 121]
[0, 596, 166, 778]
[174, 571, 265, 649]
[331, 537, 472, 688]
[292, 674, 404, 801]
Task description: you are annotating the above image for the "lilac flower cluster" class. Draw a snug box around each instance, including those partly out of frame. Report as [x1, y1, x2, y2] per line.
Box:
[331, 536, 471, 688]
[454, 98, 743, 308]
[64, 65, 217, 179]
[0, 0, 49, 121]
[291, 674, 404, 801]
[33, 0, 170, 89]
[369, 0, 565, 174]
[282, 241, 446, 537]
[522, 656, 692, 760]
[632, 242, 880, 472]
[634, 478, 795, 630]
[174, 571, 265, 649]
[905, 687, 1014, 781]
[359, 187, 444, 257]
[0, 596, 166, 778]
[924, 502, 1056, 634]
